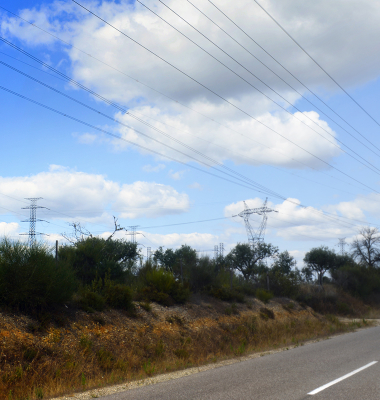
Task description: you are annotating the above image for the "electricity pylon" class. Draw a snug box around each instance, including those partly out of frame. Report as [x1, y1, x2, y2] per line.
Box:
[20, 198, 47, 246]
[234, 198, 278, 245]
[337, 238, 347, 255]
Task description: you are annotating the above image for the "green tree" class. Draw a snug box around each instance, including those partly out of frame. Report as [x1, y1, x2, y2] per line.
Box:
[303, 246, 336, 287]
[59, 237, 138, 285]
[0, 239, 77, 311]
[227, 242, 278, 282]
[272, 250, 297, 274]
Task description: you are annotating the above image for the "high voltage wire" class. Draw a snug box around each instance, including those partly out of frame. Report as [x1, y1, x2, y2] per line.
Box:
[0, 7, 378, 234]
[64, 3, 380, 192]
[0, 5, 376, 186]
[206, 0, 380, 153]
[184, 0, 380, 160]
[252, 0, 380, 129]
[0, 46, 371, 196]
[1, 84, 377, 234]
[0, 61, 288, 199]
[0, 85, 287, 197]
[138, 0, 380, 175]
[0, 47, 369, 196]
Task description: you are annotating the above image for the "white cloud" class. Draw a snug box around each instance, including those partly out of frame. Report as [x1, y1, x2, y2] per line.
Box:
[168, 169, 185, 180]
[188, 182, 203, 190]
[0, 222, 20, 237]
[5, 0, 378, 168]
[224, 197, 361, 242]
[0, 166, 190, 220]
[142, 163, 166, 172]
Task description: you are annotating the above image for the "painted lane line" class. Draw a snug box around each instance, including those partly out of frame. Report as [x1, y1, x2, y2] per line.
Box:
[308, 361, 378, 395]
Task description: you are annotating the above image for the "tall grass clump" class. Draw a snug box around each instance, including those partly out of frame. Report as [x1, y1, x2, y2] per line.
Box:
[0, 238, 77, 311]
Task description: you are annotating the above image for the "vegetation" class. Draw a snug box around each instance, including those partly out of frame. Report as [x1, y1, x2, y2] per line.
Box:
[1, 226, 380, 314]
[0, 227, 379, 399]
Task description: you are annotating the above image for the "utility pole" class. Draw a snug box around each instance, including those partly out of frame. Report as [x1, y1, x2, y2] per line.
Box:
[20, 198, 47, 246]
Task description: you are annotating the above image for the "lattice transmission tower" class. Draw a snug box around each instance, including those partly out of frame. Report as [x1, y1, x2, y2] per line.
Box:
[20, 198, 47, 246]
[337, 238, 347, 255]
[234, 198, 278, 245]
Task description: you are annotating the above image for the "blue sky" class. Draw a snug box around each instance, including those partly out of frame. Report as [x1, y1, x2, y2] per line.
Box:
[1, 0, 380, 265]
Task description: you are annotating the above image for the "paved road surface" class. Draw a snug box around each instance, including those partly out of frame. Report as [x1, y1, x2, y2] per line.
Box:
[101, 326, 380, 399]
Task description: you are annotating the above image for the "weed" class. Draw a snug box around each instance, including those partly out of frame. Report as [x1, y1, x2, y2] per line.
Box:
[139, 302, 152, 312]
[225, 303, 239, 315]
[35, 388, 43, 400]
[166, 315, 183, 325]
[260, 307, 275, 320]
[143, 360, 155, 376]
[174, 349, 189, 359]
[23, 348, 37, 362]
[256, 289, 273, 304]
[79, 336, 93, 351]
[91, 315, 106, 325]
[81, 373, 86, 389]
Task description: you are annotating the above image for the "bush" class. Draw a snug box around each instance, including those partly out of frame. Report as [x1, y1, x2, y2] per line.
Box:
[138, 266, 190, 305]
[103, 281, 134, 312]
[0, 239, 78, 311]
[256, 289, 273, 304]
[264, 270, 301, 298]
[260, 307, 275, 320]
[58, 237, 138, 285]
[77, 289, 106, 312]
[209, 286, 245, 303]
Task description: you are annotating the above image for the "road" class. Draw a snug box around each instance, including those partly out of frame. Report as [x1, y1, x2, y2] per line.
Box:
[101, 326, 380, 399]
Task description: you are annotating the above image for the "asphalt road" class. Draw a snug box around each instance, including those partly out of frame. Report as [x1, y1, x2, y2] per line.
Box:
[102, 326, 380, 400]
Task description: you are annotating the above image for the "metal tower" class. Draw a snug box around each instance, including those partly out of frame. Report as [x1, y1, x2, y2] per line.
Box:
[128, 225, 139, 243]
[147, 247, 152, 260]
[214, 245, 219, 259]
[20, 198, 46, 246]
[234, 198, 278, 245]
[337, 238, 347, 255]
[219, 243, 224, 257]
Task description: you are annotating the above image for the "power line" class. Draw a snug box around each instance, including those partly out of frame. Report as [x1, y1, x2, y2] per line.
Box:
[140, 0, 380, 175]
[1, 6, 377, 185]
[3, 84, 373, 235]
[63, 4, 380, 192]
[206, 0, 380, 153]
[0, 54, 369, 196]
[252, 0, 380, 129]
[184, 0, 380, 159]
[0, 61, 289, 199]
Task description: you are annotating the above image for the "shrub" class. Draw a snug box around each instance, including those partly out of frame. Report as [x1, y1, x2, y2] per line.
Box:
[77, 289, 106, 312]
[209, 286, 245, 302]
[260, 307, 275, 320]
[256, 289, 273, 304]
[0, 239, 77, 311]
[103, 282, 134, 312]
[58, 237, 138, 285]
[138, 266, 190, 305]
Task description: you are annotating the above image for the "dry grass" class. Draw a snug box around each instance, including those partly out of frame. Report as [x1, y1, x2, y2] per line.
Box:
[0, 299, 368, 400]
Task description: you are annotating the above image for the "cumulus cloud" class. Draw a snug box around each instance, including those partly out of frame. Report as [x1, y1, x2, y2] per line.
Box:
[5, 0, 378, 168]
[0, 222, 20, 237]
[0, 166, 190, 220]
[142, 163, 166, 172]
[225, 197, 361, 242]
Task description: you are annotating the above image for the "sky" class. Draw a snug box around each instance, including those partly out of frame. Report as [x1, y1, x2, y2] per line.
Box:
[1, 0, 380, 266]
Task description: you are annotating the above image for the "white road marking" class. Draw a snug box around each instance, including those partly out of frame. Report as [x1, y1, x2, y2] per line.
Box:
[308, 361, 378, 395]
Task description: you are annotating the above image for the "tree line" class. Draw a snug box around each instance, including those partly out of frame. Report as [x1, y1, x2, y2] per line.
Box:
[0, 226, 379, 313]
